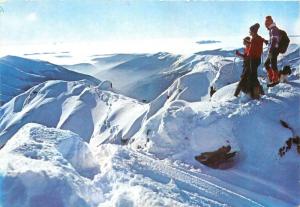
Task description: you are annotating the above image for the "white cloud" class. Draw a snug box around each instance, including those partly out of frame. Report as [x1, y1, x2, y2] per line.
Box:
[26, 12, 37, 21]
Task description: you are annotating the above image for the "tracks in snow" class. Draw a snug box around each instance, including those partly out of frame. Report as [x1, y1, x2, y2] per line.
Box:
[129, 150, 267, 207]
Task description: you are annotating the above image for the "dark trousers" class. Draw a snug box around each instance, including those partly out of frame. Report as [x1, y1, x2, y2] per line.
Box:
[250, 58, 261, 83]
[264, 49, 279, 72]
[234, 60, 250, 97]
[234, 58, 264, 97]
[250, 58, 264, 96]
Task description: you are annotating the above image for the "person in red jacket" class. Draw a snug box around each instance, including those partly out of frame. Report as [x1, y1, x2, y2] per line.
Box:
[234, 37, 251, 97]
[248, 23, 267, 98]
[249, 23, 265, 77]
[236, 37, 251, 59]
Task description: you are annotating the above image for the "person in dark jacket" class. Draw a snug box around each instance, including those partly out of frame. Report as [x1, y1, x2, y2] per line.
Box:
[234, 36, 251, 97]
[264, 16, 280, 84]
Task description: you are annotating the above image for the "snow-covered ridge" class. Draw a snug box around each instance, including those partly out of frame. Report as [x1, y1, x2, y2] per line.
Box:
[0, 55, 101, 105]
[0, 79, 143, 147]
[0, 51, 246, 148]
[64, 51, 243, 102]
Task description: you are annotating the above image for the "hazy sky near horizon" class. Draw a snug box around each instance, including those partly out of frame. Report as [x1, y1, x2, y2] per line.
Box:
[0, 0, 299, 45]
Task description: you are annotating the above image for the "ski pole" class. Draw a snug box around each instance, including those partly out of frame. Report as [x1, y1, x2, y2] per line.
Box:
[232, 56, 237, 71]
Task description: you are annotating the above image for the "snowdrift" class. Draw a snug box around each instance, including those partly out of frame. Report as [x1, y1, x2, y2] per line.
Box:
[131, 79, 300, 199]
[0, 123, 102, 207]
[1, 123, 294, 207]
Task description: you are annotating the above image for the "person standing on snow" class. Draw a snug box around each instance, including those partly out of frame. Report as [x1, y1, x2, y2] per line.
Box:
[234, 36, 251, 97]
[264, 16, 280, 84]
[248, 23, 267, 98]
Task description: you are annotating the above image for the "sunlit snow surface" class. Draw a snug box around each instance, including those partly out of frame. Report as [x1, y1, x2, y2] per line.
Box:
[0, 39, 300, 207]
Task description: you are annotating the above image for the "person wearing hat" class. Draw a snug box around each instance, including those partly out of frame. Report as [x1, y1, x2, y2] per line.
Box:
[249, 23, 265, 77]
[236, 36, 251, 58]
[247, 23, 267, 98]
[234, 36, 251, 97]
[264, 16, 280, 84]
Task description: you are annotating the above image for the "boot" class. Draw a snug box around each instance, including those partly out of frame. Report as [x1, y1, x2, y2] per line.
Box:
[259, 85, 265, 95]
[272, 70, 280, 84]
[234, 88, 240, 97]
[250, 85, 261, 100]
[267, 69, 274, 83]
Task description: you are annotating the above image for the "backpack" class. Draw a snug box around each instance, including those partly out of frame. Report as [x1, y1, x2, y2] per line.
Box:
[278, 29, 290, 54]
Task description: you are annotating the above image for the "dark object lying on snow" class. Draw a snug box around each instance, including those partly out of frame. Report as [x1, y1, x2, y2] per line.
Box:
[278, 120, 300, 157]
[278, 136, 300, 157]
[195, 145, 237, 169]
[280, 120, 293, 130]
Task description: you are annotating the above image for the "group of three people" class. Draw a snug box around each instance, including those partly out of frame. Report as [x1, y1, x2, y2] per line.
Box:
[234, 16, 282, 99]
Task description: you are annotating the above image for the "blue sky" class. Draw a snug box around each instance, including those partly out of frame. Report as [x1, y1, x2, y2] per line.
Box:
[0, 0, 299, 44]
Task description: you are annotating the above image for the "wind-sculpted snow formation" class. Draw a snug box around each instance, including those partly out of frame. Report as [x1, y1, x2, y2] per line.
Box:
[0, 44, 299, 207]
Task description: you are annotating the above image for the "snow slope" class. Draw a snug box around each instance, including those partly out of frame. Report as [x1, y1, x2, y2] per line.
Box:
[62, 51, 243, 102]
[94, 42, 299, 102]
[0, 123, 103, 207]
[130, 78, 300, 201]
[1, 124, 296, 207]
[0, 43, 299, 207]
[0, 55, 100, 105]
[62, 54, 141, 75]
[0, 79, 144, 147]
[95, 144, 296, 207]
[93, 52, 182, 101]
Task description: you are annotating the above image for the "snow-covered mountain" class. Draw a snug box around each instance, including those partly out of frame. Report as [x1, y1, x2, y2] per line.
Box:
[65, 51, 243, 102]
[0, 43, 299, 207]
[0, 55, 101, 105]
[0, 79, 141, 147]
[63, 44, 300, 103]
